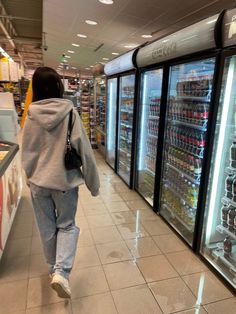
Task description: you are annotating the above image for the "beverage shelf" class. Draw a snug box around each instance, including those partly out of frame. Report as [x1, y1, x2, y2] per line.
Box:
[164, 182, 197, 209]
[148, 133, 158, 139]
[176, 95, 211, 102]
[119, 160, 130, 170]
[172, 120, 207, 131]
[146, 168, 155, 176]
[212, 248, 236, 274]
[121, 122, 132, 128]
[166, 162, 200, 185]
[120, 108, 133, 113]
[168, 143, 204, 158]
[119, 148, 131, 157]
[149, 116, 159, 120]
[216, 225, 236, 241]
[120, 135, 132, 143]
[222, 196, 236, 208]
[163, 203, 194, 232]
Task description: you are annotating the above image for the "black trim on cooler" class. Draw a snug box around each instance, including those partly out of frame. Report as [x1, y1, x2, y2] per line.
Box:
[214, 10, 226, 49]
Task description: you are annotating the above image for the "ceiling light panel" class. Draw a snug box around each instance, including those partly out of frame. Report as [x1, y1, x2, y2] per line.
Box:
[112, 52, 119, 55]
[85, 20, 97, 25]
[72, 43, 80, 47]
[68, 50, 75, 53]
[142, 34, 152, 38]
[99, 0, 114, 4]
[77, 34, 87, 38]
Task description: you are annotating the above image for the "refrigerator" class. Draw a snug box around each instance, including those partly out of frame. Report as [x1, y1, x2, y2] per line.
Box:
[117, 73, 136, 185]
[158, 57, 216, 247]
[199, 53, 236, 290]
[135, 68, 164, 206]
[106, 77, 118, 169]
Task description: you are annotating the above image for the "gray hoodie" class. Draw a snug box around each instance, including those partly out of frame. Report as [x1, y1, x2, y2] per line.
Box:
[21, 98, 100, 196]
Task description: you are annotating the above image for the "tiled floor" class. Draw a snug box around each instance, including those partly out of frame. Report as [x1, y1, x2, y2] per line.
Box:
[0, 150, 235, 314]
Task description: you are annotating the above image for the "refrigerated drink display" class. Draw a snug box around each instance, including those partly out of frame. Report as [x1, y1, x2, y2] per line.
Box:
[117, 74, 135, 184]
[106, 78, 118, 169]
[200, 55, 236, 289]
[160, 58, 215, 245]
[136, 69, 163, 205]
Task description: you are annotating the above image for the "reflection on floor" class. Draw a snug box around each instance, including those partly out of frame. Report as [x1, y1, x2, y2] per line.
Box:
[0, 150, 235, 314]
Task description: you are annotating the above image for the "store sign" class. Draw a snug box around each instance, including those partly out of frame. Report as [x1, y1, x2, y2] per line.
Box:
[222, 8, 236, 47]
[104, 50, 136, 76]
[136, 14, 218, 68]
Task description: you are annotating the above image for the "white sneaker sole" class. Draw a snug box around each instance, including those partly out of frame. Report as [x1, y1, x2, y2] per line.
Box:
[51, 281, 71, 299]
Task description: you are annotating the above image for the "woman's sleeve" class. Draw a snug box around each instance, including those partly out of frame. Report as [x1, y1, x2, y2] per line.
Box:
[71, 109, 100, 196]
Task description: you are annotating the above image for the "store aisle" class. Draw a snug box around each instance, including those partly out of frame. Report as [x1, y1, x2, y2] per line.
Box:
[0, 150, 235, 314]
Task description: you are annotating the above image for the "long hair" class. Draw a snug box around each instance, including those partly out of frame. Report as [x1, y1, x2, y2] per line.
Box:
[32, 67, 64, 102]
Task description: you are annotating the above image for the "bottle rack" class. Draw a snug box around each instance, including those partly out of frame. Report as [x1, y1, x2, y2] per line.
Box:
[80, 91, 90, 140]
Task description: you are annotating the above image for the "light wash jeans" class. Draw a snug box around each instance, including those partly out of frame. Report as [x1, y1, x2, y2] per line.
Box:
[30, 183, 80, 279]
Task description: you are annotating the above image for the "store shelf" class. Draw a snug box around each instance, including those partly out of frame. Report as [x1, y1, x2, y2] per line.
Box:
[166, 163, 200, 185]
[119, 148, 131, 156]
[149, 116, 159, 120]
[121, 108, 133, 113]
[163, 203, 194, 232]
[216, 225, 236, 241]
[164, 182, 197, 209]
[147, 133, 158, 139]
[212, 248, 236, 274]
[222, 196, 236, 208]
[168, 143, 204, 159]
[120, 135, 132, 143]
[146, 168, 155, 176]
[121, 122, 132, 128]
[172, 120, 207, 131]
[176, 95, 211, 102]
[95, 127, 106, 136]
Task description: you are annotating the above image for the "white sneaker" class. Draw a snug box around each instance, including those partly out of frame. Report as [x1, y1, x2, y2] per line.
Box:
[50, 273, 71, 298]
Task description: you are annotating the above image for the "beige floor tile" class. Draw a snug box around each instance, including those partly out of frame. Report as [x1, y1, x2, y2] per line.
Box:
[166, 251, 207, 276]
[9, 221, 33, 239]
[72, 292, 118, 314]
[4, 237, 31, 258]
[27, 275, 60, 308]
[153, 234, 187, 253]
[101, 193, 123, 202]
[80, 197, 103, 206]
[120, 191, 143, 201]
[126, 200, 151, 210]
[132, 208, 159, 221]
[112, 284, 162, 314]
[17, 195, 34, 213]
[0, 279, 27, 313]
[106, 201, 130, 213]
[32, 224, 40, 237]
[14, 209, 34, 225]
[70, 266, 109, 299]
[125, 237, 161, 258]
[74, 246, 101, 269]
[76, 216, 89, 230]
[141, 219, 172, 236]
[117, 223, 149, 239]
[182, 271, 233, 305]
[0, 255, 30, 283]
[99, 186, 116, 195]
[90, 226, 123, 244]
[31, 236, 44, 255]
[78, 229, 94, 247]
[149, 277, 197, 313]
[96, 241, 132, 264]
[82, 202, 108, 216]
[103, 260, 145, 290]
[113, 183, 131, 193]
[111, 211, 136, 225]
[204, 297, 236, 313]
[29, 254, 48, 278]
[26, 301, 72, 314]
[136, 255, 178, 282]
[87, 214, 115, 228]
[172, 306, 207, 313]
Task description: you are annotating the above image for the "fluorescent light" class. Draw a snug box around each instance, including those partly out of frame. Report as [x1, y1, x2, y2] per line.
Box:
[99, 0, 114, 4]
[71, 66, 77, 69]
[90, 65, 93, 67]
[72, 43, 80, 47]
[207, 19, 217, 24]
[142, 34, 152, 38]
[68, 50, 75, 53]
[85, 20, 97, 25]
[112, 52, 119, 55]
[65, 55, 71, 58]
[124, 44, 137, 49]
[102, 57, 109, 61]
[77, 34, 87, 38]
[85, 67, 90, 70]
[0, 46, 13, 61]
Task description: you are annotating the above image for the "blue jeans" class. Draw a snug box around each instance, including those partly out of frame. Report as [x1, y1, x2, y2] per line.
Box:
[30, 183, 80, 279]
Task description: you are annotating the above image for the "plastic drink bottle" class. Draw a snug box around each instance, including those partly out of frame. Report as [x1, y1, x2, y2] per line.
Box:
[225, 173, 234, 199]
[230, 141, 236, 168]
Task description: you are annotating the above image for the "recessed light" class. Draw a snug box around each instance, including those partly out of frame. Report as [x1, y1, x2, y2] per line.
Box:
[102, 57, 109, 60]
[85, 20, 97, 25]
[112, 52, 119, 55]
[72, 43, 80, 47]
[90, 65, 93, 67]
[65, 55, 71, 58]
[68, 50, 75, 53]
[124, 44, 137, 49]
[85, 67, 90, 70]
[99, 0, 114, 4]
[142, 34, 152, 38]
[77, 33, 87, 38]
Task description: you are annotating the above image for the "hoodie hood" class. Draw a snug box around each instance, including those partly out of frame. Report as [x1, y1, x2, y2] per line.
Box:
[28, 98, 73, 131]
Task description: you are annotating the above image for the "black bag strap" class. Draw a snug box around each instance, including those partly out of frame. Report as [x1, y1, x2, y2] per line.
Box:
[67, 110, 75, 147]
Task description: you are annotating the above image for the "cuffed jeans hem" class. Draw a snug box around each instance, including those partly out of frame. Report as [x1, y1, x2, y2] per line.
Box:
[54, 268, 70, 279]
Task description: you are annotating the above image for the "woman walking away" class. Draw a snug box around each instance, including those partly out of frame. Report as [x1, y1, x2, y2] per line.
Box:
[21, 67, 100, 298]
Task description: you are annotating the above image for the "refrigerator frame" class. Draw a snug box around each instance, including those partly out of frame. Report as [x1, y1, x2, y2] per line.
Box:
[105, 69, 139, 189]
[195, 48, 236, 293]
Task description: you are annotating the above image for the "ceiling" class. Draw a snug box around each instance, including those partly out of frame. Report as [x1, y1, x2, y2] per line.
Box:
[43, 0, 236, 76]
[0, 0, 42, 69]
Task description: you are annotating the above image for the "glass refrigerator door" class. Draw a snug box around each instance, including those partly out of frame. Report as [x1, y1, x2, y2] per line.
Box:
[106, 78, 118, 169]
[136, 69, 163, 206]
[117, 74, 135, 185]
[200, 55, 236, 289]
[159, 58, 216, 246]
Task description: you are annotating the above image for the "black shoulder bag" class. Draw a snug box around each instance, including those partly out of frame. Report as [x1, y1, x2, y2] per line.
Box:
[64, 110, 82, 170]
